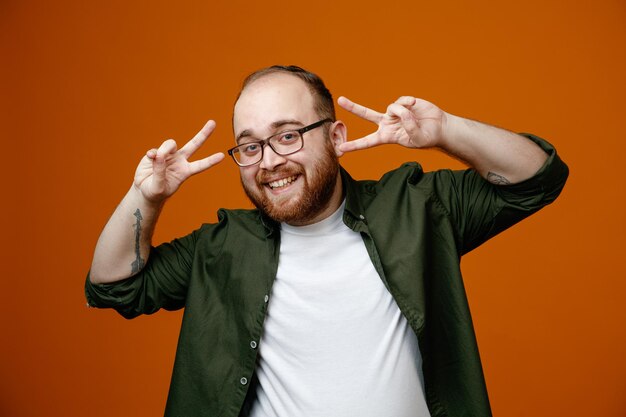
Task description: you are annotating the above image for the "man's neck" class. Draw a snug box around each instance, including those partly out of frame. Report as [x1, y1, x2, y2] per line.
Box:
[285, 174, 344, 227]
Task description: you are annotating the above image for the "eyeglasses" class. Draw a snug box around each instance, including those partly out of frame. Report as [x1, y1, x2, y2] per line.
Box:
[228, 119, 333, 167]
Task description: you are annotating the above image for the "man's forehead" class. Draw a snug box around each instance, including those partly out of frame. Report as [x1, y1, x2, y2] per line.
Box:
[233, 73, 316, 135]
[235, 118, 305, 143]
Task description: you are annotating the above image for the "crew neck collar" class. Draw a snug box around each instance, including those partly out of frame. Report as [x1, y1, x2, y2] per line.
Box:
[281, 199, 346, 236]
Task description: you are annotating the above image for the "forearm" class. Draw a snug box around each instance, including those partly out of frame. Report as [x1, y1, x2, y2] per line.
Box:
[438, 113, 548, 184]
[89, 185, 164, 284]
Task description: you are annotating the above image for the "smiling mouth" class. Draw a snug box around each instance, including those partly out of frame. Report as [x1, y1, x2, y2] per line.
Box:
[267, 175, 299, 189]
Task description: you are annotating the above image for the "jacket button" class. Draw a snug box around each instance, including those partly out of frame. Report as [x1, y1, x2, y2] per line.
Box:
[264, 295, 269, 303]
[240, 377, 248, 385]
[250, 341, 258, 349]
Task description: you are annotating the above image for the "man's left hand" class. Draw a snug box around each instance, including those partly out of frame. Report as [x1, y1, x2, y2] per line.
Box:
[337, 96, 446, 152]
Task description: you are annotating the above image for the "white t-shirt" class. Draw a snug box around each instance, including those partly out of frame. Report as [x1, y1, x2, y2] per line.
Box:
[250, 201, 431, 417]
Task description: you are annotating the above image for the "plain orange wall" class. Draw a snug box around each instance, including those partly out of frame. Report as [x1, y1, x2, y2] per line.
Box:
[1, 0, 624, 416]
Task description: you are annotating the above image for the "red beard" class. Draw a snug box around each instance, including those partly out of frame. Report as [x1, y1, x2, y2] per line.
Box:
[242, 142, 340, 225]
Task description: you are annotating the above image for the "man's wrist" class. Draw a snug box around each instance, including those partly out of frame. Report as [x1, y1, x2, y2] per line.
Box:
[129, 184, 167, 212]
[436, 111, 463, 153]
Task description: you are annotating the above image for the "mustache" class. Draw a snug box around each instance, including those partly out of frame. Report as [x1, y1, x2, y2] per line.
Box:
[256, 166, 304, 184]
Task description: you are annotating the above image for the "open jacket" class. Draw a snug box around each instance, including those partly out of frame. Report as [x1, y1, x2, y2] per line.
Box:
[86, 134, 568, 417]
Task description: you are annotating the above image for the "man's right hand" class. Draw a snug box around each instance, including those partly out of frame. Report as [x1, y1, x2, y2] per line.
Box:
[89, 120, 224, 284]
[134, 120, 225, 204]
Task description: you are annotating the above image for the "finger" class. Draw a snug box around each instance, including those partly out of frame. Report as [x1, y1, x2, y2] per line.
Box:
[151, 146, 170, 192]
[386, 103, 423, 145]
[180, 120, 216, 158]
[151, 139, 178, 190]
[395, 96, 417, 107]
[337, 96, 383, 124]
[386, 103, 415, 121]
[337, 133, 382, 153]
[146, 148, 158, 160]
[188, 152, 225, 176]
[156, 139, 178, 158]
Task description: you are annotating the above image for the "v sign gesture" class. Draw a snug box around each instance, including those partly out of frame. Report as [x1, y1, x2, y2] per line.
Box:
[135, 120, 225, 204]
[337, 95, 548, 185]
[337, 96, 447, 152]
[91, 120, 225, 284]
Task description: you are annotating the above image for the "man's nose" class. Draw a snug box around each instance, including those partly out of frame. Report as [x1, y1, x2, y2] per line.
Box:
[259, 145, 287, 170]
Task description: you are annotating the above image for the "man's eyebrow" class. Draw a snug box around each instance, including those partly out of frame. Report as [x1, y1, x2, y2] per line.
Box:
[236, 129, 254, 143]
[271, 119, 304, 130]
[236, 119, 304, 144]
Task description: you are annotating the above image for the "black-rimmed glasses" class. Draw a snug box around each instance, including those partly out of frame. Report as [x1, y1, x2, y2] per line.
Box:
[228, 119, 333, 167]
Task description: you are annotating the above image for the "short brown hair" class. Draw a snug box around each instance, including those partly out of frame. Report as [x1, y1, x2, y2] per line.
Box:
[237, 65, 336, 121]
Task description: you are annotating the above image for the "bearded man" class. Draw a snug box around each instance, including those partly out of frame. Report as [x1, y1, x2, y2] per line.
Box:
[86, 65, 568, 417]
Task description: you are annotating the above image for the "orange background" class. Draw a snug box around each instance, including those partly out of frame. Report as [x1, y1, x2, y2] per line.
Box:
[1, 0, 625, 416]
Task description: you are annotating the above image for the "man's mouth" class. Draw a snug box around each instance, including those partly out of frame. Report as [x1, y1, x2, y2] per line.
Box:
[267, 175, 299, 189]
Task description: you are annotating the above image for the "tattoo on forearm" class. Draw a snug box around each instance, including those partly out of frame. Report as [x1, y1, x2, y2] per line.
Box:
[131, 208, 145, 274]
[487, 172, 511, 185]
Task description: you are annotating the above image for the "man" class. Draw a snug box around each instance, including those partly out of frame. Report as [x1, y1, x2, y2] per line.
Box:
[86, 65, 568, 417]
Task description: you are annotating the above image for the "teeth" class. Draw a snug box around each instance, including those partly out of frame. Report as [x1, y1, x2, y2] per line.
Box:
[269, 175, 297, 189]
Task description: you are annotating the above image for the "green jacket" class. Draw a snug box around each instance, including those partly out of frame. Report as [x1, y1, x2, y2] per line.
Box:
[85, 134, 568, 417]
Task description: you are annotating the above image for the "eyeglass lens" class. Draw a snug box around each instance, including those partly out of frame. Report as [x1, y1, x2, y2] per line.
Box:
[233, 130, 302, 166]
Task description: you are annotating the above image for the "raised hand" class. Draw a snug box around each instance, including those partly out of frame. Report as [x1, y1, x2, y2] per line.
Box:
[134, 120, 225, 203]
[337, 96, 446, 152]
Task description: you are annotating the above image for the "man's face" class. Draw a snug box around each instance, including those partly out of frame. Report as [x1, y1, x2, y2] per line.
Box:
[233, 73, 344, 226]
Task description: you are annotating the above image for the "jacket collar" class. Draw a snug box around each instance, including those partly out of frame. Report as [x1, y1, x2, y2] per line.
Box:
[340, 166, 366, 222]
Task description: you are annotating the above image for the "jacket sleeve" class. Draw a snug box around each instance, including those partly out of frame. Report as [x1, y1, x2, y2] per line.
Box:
[431, 134, 569, 255]
[84, 224, 213, 319]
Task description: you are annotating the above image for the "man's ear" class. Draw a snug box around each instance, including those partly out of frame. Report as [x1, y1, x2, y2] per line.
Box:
[330, 121, 347, 157]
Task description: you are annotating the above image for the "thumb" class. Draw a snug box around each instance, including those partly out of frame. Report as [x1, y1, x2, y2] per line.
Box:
[151, 139, 177, 192]
[151, 152, 167, 193]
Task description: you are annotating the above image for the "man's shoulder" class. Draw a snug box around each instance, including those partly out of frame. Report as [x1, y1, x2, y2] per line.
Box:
[342, 162, 478, 214]
[215, 207, 262, 222]
[191, 207, 274, 240]
[345, 162, 463, 192]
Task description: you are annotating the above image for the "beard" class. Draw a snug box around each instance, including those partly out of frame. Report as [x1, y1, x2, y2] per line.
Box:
[242, 141, 340, 225]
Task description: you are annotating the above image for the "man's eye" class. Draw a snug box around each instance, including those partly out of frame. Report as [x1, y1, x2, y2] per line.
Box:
[242, 143, 261, 154]
[278, 132, 299, 143]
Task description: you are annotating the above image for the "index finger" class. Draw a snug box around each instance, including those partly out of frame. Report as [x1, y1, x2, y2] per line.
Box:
[337, 96, 383, 124]
[188, 152, 225, 176]
[180, 120, 217, 158]
[338, 132, 382, 153]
